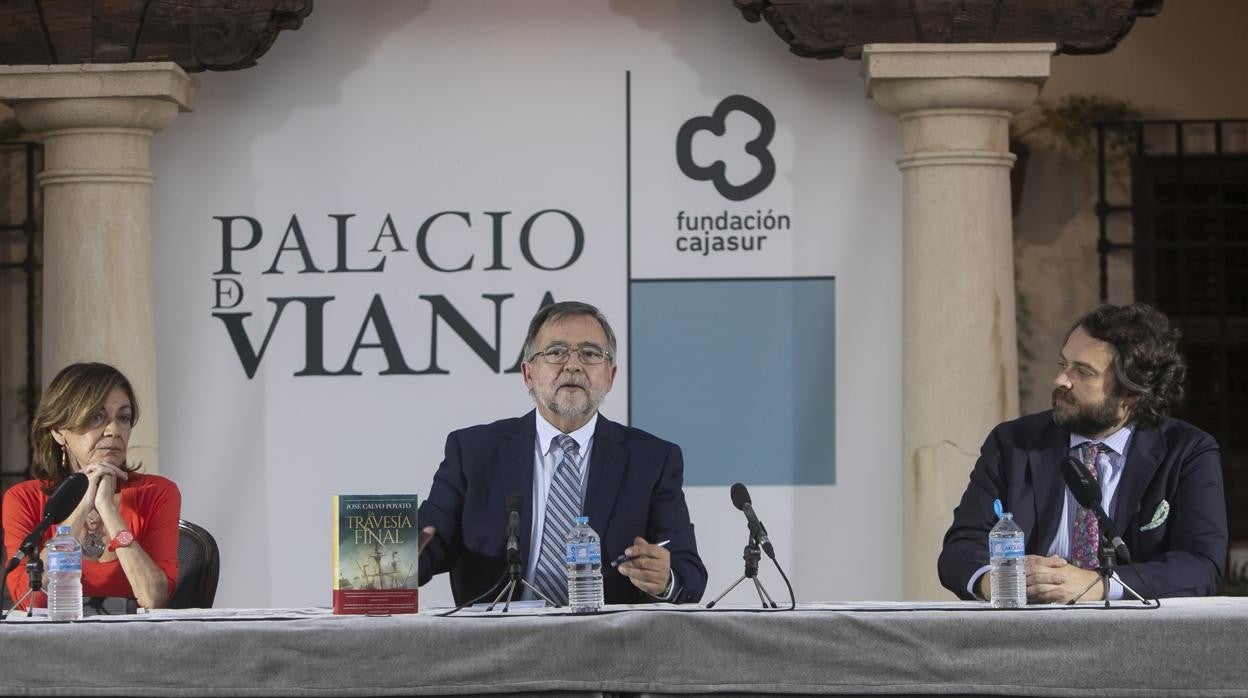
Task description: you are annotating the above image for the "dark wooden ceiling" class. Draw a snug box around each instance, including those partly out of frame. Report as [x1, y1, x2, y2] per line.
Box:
[0, 0, 313, 72]
[734, 0, 1164, 59]
[0, 0, 1161, 74]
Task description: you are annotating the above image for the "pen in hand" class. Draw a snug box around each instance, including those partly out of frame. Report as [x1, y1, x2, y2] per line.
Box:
[610, 539, 670, 568]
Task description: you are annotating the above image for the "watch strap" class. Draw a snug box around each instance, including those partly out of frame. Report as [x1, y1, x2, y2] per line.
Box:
[106, 530, 134, 552]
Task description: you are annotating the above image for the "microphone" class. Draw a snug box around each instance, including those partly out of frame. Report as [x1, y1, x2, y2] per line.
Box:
[504, 493, 523, 563]
[1060, 457, 1132, 563]
[730, 483, 775, 559]
[3, 473, 89, 574]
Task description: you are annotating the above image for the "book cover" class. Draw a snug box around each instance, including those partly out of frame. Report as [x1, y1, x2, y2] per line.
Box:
[332, 494, 420, 615]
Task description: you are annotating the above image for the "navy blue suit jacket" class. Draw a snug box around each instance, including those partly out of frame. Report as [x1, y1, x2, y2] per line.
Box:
[938, 411, 1227, 599]
[417, 411, 707, 605]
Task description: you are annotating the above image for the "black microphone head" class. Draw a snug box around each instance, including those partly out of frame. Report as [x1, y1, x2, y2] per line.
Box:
[1060, 456, 1102, 508]
[44, 472, 88, 522]
[730, 483, 751, 511]
[505, 493, 523, 514]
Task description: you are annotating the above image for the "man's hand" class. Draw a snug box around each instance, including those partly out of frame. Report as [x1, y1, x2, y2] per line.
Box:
[616, 537, 671, 597]
[418, 526, 435, 554]
[1025, 554, 1102, 603]
[977, 572, 992, 601]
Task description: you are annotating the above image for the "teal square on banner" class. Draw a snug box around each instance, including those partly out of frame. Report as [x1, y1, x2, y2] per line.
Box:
[629, 278, 836, 487]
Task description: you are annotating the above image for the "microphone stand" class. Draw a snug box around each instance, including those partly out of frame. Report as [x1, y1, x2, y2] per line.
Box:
[706, 528, 778, 609]
[485, 546, 560, 612]
[1068, 525, 1152, 607]
[438, 546, 561, 617]
[3, 557, 45, 621]
[4, 521, 50, 577]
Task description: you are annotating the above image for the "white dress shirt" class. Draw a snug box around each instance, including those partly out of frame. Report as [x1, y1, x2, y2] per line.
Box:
[1047, 425, 1134, 600]
[522, 411, 678, 601]
[523, 412, 597, 591]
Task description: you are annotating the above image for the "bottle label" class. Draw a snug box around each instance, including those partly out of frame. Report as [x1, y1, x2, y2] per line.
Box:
[47, 550, 82, 573]
[565, 540, 602, 565]
[989, 536, 1025, 560]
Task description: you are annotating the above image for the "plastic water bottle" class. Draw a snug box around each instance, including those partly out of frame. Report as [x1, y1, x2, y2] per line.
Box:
[989, 507, 1026, 608]
[46, 525, 83, 621]
[564, 516, 603, 613]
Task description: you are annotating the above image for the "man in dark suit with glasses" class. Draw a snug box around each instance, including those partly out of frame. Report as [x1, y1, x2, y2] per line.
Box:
[416, 301, 706, 606]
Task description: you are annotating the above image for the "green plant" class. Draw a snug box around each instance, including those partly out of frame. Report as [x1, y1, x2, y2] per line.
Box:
[1013, 94, 1144, 172]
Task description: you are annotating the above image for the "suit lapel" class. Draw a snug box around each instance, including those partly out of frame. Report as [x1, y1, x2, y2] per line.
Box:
[1113, 425, 1163, 534]
[499, 412, 538, 559]
[1026, 422, 1069, 553]
[583, 414, 627, 536]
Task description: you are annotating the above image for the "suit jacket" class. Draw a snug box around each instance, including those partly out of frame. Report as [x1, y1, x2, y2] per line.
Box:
[417, 411, 707, 605]
[938, 411, 1227, 600]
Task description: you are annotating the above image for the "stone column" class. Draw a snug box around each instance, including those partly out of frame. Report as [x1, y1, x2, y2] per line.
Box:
[861, 44, 1052, 600]
[0, 63, 198, 474]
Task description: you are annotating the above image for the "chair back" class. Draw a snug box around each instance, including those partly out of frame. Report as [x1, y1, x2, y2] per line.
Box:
[169, 519, 220, 609]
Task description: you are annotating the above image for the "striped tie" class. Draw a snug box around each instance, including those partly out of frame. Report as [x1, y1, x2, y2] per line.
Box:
[1071, 441, 1102, 570]
[532, 434, 583, 605]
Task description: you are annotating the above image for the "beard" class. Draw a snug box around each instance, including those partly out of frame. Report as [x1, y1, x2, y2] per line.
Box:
[1052, 387, 1124, 436]
[534, 378, 605, 419]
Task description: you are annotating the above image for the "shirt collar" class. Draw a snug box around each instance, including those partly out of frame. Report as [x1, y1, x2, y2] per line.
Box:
[535, 410, 599, 456]
[1069, 423, 1134, 457]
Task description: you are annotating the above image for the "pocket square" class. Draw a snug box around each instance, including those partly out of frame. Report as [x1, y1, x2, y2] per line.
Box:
[1140, 500, 1169, 531]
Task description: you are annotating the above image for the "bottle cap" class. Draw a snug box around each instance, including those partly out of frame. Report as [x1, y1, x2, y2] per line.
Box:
[55, 525, 71, 535]
[992, 499, 1005, 519]
[573, 516, 589, 524]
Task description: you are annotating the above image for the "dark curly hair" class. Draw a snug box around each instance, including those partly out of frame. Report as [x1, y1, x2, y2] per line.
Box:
[1071, 303, 1185, 428]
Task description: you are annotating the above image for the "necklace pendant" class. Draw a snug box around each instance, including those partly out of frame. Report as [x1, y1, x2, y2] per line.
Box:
[82, 530, 106, 558]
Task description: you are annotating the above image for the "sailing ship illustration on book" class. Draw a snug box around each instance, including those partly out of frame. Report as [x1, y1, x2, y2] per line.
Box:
[338, 542, 415, 590]
[332, 494, 420, 614]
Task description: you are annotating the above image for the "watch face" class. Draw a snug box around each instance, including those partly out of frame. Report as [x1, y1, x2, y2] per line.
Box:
[109, 531, 135, 550]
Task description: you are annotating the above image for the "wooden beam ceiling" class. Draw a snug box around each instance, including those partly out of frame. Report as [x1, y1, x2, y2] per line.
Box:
[734, 0, 1164, 59]
[0, 0, 313, 72]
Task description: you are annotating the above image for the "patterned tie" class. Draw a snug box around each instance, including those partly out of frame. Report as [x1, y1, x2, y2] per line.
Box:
[532, 434, 583, 605]
[1071, 441, 1102, 570]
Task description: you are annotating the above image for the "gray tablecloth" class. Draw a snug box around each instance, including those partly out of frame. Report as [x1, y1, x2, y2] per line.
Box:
[2, 598, 1246, 696]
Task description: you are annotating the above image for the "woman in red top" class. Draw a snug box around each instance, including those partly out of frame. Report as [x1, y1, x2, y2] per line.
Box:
[3, 362, 180, 610]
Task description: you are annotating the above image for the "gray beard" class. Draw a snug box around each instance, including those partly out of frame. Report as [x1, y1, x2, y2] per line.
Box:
[531, 387, 600, 418]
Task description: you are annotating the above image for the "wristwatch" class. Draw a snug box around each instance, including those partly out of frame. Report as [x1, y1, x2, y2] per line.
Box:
[107, 530, 135, 552]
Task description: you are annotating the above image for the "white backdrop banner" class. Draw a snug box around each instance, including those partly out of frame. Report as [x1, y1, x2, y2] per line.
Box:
[151, 0, 903, 608]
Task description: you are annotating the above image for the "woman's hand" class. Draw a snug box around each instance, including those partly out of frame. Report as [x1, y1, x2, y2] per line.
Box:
[82, 462, 129, 514]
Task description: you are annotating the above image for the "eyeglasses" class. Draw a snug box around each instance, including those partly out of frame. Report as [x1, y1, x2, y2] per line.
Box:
[529, 345, 612, 365]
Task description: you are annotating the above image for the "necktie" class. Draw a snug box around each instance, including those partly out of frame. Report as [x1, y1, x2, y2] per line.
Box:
[1071, 441, 1102, 570]
[532, 434, 582, 605]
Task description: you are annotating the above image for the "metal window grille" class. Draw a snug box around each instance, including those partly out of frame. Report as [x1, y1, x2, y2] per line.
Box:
[1098, 119, 1248, 539]
[0, 138, 42, 611]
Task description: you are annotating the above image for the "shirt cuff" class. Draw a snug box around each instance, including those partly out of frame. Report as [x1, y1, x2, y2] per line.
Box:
[968, 565, 992, 601]
[652, 570, 680, 602]
[1107, 577, 1124, 601]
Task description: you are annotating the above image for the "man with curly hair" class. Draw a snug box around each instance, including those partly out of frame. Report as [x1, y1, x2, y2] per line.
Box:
[939, 303, 1227, 603]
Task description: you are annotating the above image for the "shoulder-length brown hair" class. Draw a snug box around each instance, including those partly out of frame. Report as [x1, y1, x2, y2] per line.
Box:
[30, 362, 141, 490]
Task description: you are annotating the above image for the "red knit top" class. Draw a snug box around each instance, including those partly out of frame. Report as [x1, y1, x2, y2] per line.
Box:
[3, 473, 180, 608]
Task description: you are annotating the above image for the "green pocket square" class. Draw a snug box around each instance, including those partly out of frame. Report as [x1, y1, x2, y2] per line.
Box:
[1140, 500, 1169, 531]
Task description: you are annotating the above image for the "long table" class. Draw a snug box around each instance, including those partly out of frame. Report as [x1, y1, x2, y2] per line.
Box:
[3, 598, 1247, 696]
